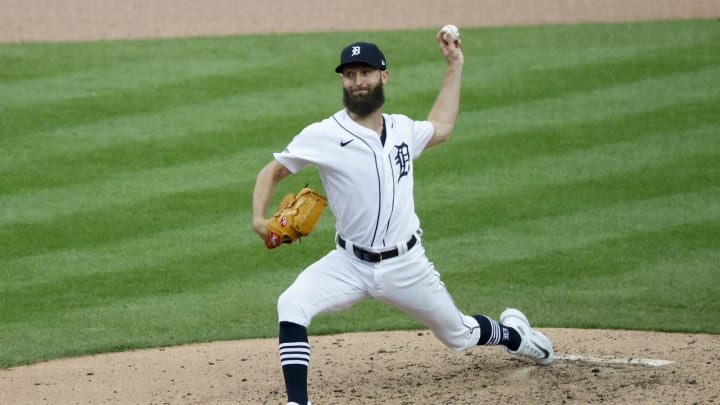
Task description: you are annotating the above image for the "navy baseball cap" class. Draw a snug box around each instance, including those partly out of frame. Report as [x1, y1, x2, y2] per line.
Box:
[335, 42, 387, 73]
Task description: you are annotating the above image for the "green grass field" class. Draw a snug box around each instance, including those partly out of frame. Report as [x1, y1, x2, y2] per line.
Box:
[1, 19, 719, 368]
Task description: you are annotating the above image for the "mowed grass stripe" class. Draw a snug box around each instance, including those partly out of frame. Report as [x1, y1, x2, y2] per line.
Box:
[0, 52, 270, 108]
[1, 184, 239, 260]
[6, 20, 716, 166]
[2, 243, 249, 320]
[0, 75, 336, 171]
[1, 220, 332, 365]
[1, 224, 333, 362]
[419, 122, 718, 207]
[447, 219, 720, 331]
[429, 185, 718, 267]
[442, 99, 718, 183]
[0, 115, 305, 193]
[0, 31, 362, 144]
[366, 26, 719, 122]
[0, 62, 717, 222]
[1, 208, 333, 291]
[458, 65, 718, 137]
[0, 152, 250, 225]
[0, 33, 338, 106]
[0, 63, 336, 142]
[4, 65, 714, 196]
[462, 39, 718, 111]
[422, 151, 718, 243]
[1, 265, 289, 365]
[6, 124, 712, 262]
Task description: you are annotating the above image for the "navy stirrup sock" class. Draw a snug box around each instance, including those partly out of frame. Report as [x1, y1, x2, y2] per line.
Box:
[473, 315, 521, 351]
[279, 321, 310, 404]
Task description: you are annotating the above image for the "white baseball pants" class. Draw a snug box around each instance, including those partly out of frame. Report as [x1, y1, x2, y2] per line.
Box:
[277, 241, 480, 351]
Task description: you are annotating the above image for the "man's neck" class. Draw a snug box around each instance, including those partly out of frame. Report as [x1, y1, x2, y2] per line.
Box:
[347, 109, 384, 136]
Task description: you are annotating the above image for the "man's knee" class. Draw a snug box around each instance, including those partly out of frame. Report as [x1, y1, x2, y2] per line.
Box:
[435, 315, 481, 351]
[277, 289, 311, 326]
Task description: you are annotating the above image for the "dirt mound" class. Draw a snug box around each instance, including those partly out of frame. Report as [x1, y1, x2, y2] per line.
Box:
[2, 329, 718, 403]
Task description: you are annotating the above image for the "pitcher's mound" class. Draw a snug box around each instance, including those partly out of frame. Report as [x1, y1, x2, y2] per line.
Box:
[1, 328, 718, 404]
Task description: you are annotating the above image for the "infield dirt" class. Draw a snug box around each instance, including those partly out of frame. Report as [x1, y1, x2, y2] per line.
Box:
[1, 1, 719, 404]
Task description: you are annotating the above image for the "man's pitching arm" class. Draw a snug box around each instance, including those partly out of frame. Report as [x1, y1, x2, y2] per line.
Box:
[426, 29, 464, 149]
[252, 159, 292, 240]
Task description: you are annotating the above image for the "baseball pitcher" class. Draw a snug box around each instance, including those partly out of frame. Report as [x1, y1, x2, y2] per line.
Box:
[252, 26, 554, 405]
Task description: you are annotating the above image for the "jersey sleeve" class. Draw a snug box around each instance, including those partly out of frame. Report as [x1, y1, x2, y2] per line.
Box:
[272, 123, 324, 173]
[411, 119, 435, 159]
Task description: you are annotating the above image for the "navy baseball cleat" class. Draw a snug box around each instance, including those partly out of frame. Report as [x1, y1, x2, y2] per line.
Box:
[500, 308, 554, 366]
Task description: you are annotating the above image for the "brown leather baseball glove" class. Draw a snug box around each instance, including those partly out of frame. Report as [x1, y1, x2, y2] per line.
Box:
[265, 186, 328, 249]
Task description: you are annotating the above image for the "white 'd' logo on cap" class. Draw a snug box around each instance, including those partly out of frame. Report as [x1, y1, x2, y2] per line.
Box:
[351, 46, 361, 56]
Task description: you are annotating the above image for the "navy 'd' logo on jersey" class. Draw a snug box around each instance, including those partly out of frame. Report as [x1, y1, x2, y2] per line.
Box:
[394, 142, 410, 181]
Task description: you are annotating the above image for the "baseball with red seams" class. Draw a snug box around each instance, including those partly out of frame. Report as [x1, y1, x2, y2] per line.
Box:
[441, 24, 460, 43]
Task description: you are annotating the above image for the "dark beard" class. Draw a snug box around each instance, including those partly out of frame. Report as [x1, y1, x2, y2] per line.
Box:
[343, 84, 385, 117]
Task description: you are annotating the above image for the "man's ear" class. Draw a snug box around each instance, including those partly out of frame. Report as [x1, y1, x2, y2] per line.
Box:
[381, 69, 389, 84]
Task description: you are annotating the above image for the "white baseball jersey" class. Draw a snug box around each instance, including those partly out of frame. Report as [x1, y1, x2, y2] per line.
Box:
[274, 109, 434, 248]
[274, 108, 481, 351]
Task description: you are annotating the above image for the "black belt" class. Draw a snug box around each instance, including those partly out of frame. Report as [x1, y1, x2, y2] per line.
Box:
[337, 235, 417, 263]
